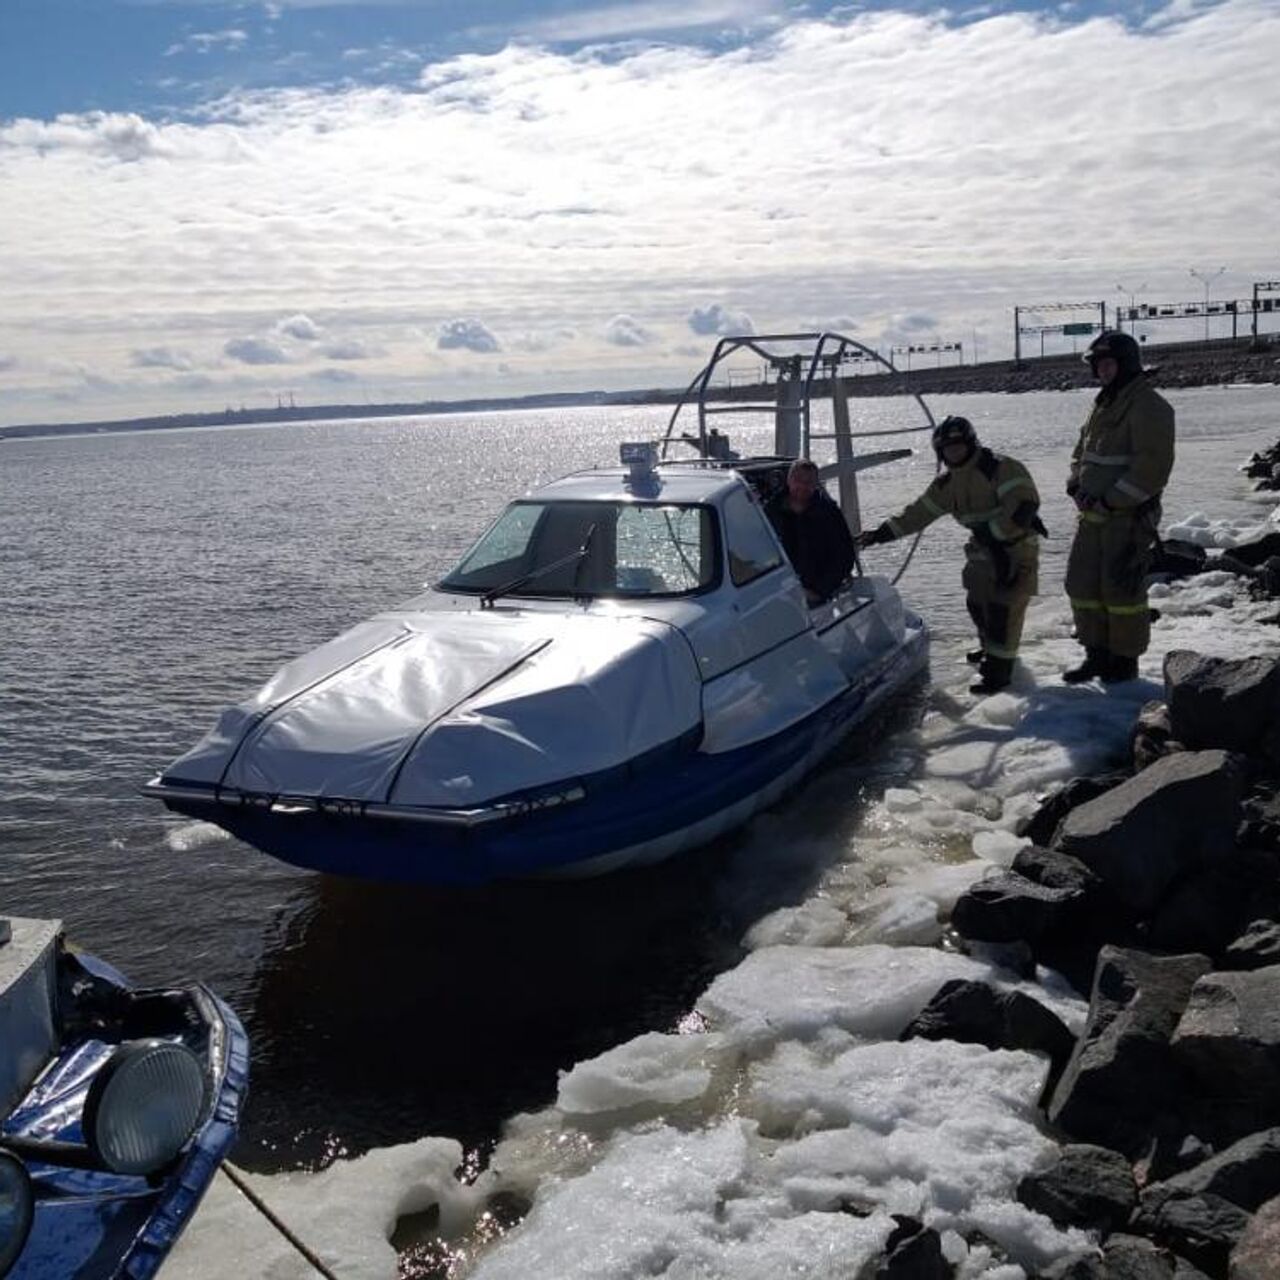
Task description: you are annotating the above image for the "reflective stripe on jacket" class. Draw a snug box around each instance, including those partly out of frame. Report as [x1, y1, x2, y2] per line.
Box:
[1069, 377, 1175, 510]
[887, 450, 1040, 545]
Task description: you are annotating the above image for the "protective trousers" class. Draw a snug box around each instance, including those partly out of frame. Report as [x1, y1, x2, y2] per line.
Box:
[1065, 510, 1156, 658]
[962, 540, 1037, 661]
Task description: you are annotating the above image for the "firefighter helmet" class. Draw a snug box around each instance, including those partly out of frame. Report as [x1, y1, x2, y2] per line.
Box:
[931, 415, 978, 464]
[1083, 330, 1142, 379]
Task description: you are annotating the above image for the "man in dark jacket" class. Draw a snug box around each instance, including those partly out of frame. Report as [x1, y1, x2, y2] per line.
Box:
[856, 416, 1044, 695]
[1062, 330, 1175, 684]
[766, 458, 856, 605]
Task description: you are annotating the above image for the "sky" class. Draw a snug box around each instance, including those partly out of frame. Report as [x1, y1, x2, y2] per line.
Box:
[2, 0, 1279, 426]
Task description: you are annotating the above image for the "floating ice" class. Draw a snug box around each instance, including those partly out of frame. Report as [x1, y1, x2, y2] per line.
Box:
[971, 829, 1027, 868]
[743, 898, 848, 950]
[164, 820, 231, 852]
[169, 1139, 479, 1280]
[469, 1121, 897, 1280]
[697, 944, 996, 1049]
[845, 889, 943, 947]
[556, 1031, 725, 1118]
[748, 1037, 1091, 1268]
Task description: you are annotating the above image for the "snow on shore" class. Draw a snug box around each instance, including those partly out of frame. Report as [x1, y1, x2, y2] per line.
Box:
[169, 508, 1280, 1280]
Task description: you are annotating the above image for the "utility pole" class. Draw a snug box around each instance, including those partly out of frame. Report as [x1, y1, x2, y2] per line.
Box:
[1189, 266, 1227, 342]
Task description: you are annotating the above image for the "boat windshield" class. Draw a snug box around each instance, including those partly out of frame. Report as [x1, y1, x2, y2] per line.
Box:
[440, 500, 719, 599]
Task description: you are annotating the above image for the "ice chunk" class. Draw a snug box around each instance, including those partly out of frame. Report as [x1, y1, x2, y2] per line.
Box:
[170, 1139, 479, 1280]
[972, 829, 1027, 868]
[883, 787, 923, 812]
[469, 1120, 896, 1280]
[743, 899, 848, 950]
[697, 945, 993, 1048]
[846, 889, 943, 947]
[747, 1038, 1091, 1269]
[556, 1031, 724, 1117]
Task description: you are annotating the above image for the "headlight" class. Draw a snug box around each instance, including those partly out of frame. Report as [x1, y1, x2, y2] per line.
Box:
[83, 1040, 208, 1176]
[0, 1151, 34, 1279]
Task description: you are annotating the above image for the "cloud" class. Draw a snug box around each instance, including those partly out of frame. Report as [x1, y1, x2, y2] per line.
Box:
[0, 354, 17, 372]
[309, 367, 358, 383]
[130, 346, 196, 371]
[165, 29, 249, 57]
[224, 336, 289, 364]
[688, 304, 754, 337]
[276, 313, 322, 340]
[0, 111, 166, 162]
[321, 338, 378, 359]
[604, 315, 653, 347]
[505, 0, 781, 43]
[2, 1, 1278, 425]
[893, 313, 940, 335]
[437, 319, 501, 353]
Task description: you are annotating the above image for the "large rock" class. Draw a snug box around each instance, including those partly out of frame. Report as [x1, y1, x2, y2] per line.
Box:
[1054, 752, 1243, 914]
[1223, 529, 1280, 567]
[1017, 772, 1130, 849]
[1148, 850, 1280, 958]
[1017, 1144, 1138, 1233]
[1153, 1128, 1280, 1212]
[951, 871, 1089, 943]
[1048, 948, 1212, 1153]
[1013, 845, 1105, 894]
[1036, 1235, 1208, 1278]
[1005, 846, 1140, 996]
[1152, 539, 1209, 579]
[1229, 1193, 1280, 1280]
[1164, 651, 1280, 762]
[1238, 784, 1280, 855]
[1131, 1187, 1251, 1277]
[1172, 967, 1280, 1124]
[900, 979, 1075, 1097]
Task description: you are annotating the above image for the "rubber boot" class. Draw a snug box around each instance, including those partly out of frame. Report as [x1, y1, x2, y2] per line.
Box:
[1063, 647, 1109, 684]
[965, 648, 985, 666]
[970, 656, 1013, 695]
[1103, 654, 1139, 683]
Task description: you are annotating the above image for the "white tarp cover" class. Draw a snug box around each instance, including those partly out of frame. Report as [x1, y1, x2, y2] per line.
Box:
[164, 611, 703, 807]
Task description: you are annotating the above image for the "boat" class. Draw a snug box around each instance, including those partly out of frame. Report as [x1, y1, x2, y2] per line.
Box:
[0, 913, 248, 1279]
[144, 333, 932, 885]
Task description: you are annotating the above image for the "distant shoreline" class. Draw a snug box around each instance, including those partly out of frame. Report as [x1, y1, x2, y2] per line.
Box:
[3, 335, 1276, 443]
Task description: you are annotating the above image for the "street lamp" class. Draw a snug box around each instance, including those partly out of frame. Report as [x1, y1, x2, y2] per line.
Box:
[1115, 282, 1147, 334]
[1189, 266, 1227, 342]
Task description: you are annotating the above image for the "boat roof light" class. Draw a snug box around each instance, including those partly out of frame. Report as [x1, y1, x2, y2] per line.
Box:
[620, 441, 660, 492]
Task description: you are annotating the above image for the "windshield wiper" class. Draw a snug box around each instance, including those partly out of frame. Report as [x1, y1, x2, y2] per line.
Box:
[480, 524, 598, 609]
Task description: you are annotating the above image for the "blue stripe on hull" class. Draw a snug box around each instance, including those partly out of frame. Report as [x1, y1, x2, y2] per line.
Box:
[176, 625, 927, 885]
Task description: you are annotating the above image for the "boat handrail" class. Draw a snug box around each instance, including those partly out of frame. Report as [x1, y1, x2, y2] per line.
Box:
[659, 332, 937, 588]
[659, 330, 934, 461]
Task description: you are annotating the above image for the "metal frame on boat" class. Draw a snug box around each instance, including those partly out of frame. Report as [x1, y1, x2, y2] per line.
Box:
[144, 334, 933, 884]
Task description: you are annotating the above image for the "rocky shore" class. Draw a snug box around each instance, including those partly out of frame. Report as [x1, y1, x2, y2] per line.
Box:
[902, 474, 1280, 1279]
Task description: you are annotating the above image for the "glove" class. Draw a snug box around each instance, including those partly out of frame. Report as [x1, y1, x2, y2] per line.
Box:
[1011, 500, 1048, 539]
[855, 524, 894, 549]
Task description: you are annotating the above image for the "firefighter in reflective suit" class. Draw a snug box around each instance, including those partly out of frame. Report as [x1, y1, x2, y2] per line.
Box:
[857, 416, 1044, 695]
[1062, 330, 1175, 684]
